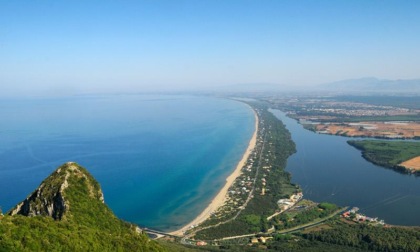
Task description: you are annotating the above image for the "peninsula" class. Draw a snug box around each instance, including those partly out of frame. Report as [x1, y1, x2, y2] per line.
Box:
[348, 140, 420, 175]
[160, 101, 420, 252]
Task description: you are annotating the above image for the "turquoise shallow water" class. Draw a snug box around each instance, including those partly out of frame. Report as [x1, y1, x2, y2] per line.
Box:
[0, 95, 255, 231]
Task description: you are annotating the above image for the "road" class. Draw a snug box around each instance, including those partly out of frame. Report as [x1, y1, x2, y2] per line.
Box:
[213, 206, 348, 242]
[143, 228, 180, 239]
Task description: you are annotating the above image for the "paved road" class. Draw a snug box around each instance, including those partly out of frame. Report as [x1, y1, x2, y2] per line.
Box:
[143, 228, 179, 239]
[214, 206, 348, 242]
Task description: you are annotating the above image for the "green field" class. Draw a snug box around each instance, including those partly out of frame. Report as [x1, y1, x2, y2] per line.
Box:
[348, 140, 420, 174]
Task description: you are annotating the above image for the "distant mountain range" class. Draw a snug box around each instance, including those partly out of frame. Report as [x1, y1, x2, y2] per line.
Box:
[207, 78, 420, 94]
[319, 77, 420, 94]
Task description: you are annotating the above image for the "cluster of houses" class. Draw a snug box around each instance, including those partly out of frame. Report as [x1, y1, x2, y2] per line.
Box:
[229, 175, 254, 196]
[260, 164, 273, 196]
[277, 192, 303, 211]
[295, 100, 415, 117]
[342, 207, 385, 225]
[196, 241, 207, 246]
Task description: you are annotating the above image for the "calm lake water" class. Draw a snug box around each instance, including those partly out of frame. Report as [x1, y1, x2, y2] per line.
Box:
[0, 95, 255, 231]
[271, 109, 420, 226]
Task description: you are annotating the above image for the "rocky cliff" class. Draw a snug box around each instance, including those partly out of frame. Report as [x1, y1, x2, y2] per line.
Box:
[1, 162, 165, 251]
[9, 162, 104, 220]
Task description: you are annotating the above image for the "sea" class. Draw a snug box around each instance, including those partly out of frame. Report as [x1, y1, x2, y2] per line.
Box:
[0, 95, 255, 231]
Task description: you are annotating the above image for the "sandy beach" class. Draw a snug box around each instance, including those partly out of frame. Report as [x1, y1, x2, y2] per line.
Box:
[169, 107, 258, 236]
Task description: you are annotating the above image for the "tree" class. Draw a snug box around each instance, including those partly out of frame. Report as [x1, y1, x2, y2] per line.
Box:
[261, 216, 269, 232]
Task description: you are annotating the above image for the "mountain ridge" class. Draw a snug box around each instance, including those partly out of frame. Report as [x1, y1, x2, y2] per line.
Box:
[0, 162, 165, 251]
[8, 162, 104, 220]
[320, 77, 420, 93]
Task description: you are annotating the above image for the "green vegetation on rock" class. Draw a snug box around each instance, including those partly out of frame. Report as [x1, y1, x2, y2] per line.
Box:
[0, 162, 164, 251]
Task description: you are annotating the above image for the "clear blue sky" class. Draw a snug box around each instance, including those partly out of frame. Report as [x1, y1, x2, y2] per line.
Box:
[1, 0, 420, 96]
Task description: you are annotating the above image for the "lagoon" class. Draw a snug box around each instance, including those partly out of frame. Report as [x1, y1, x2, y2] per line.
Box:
[271, 109, 420, 226]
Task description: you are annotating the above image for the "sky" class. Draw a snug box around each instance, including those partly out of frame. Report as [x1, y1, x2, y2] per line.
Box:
[1, 0, 420, 96]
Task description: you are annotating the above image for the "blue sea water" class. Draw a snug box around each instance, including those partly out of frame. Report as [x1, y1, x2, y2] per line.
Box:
[0, 95, 255, 231]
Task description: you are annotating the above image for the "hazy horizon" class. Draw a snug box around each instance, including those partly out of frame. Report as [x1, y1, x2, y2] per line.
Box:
[2, 1, 420, 97]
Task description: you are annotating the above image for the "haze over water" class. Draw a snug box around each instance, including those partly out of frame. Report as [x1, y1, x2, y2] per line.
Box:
[0, 95, 255, 231]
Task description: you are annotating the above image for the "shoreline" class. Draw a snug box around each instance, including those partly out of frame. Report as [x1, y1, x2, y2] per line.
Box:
[169, 106, 259, 236]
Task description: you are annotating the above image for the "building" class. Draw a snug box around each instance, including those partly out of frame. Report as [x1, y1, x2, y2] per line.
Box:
[196, 241, 207, 246]
[250, 238, 259, 244]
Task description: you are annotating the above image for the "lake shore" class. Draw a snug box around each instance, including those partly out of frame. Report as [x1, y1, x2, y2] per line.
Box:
[169, 106, 258, 236]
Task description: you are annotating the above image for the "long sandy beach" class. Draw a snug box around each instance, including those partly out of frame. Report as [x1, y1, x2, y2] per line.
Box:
[169, 107, 258, 236]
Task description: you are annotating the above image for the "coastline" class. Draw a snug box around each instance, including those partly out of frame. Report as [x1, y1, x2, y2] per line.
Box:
[169, 106, 258, 236]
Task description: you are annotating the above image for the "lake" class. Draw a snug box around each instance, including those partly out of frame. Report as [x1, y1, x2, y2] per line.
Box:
[271, 109, 420, 226]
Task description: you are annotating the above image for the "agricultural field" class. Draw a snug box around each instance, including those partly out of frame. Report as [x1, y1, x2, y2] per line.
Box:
[313, 121, 420, 139]
[400, 156, 420, 172]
